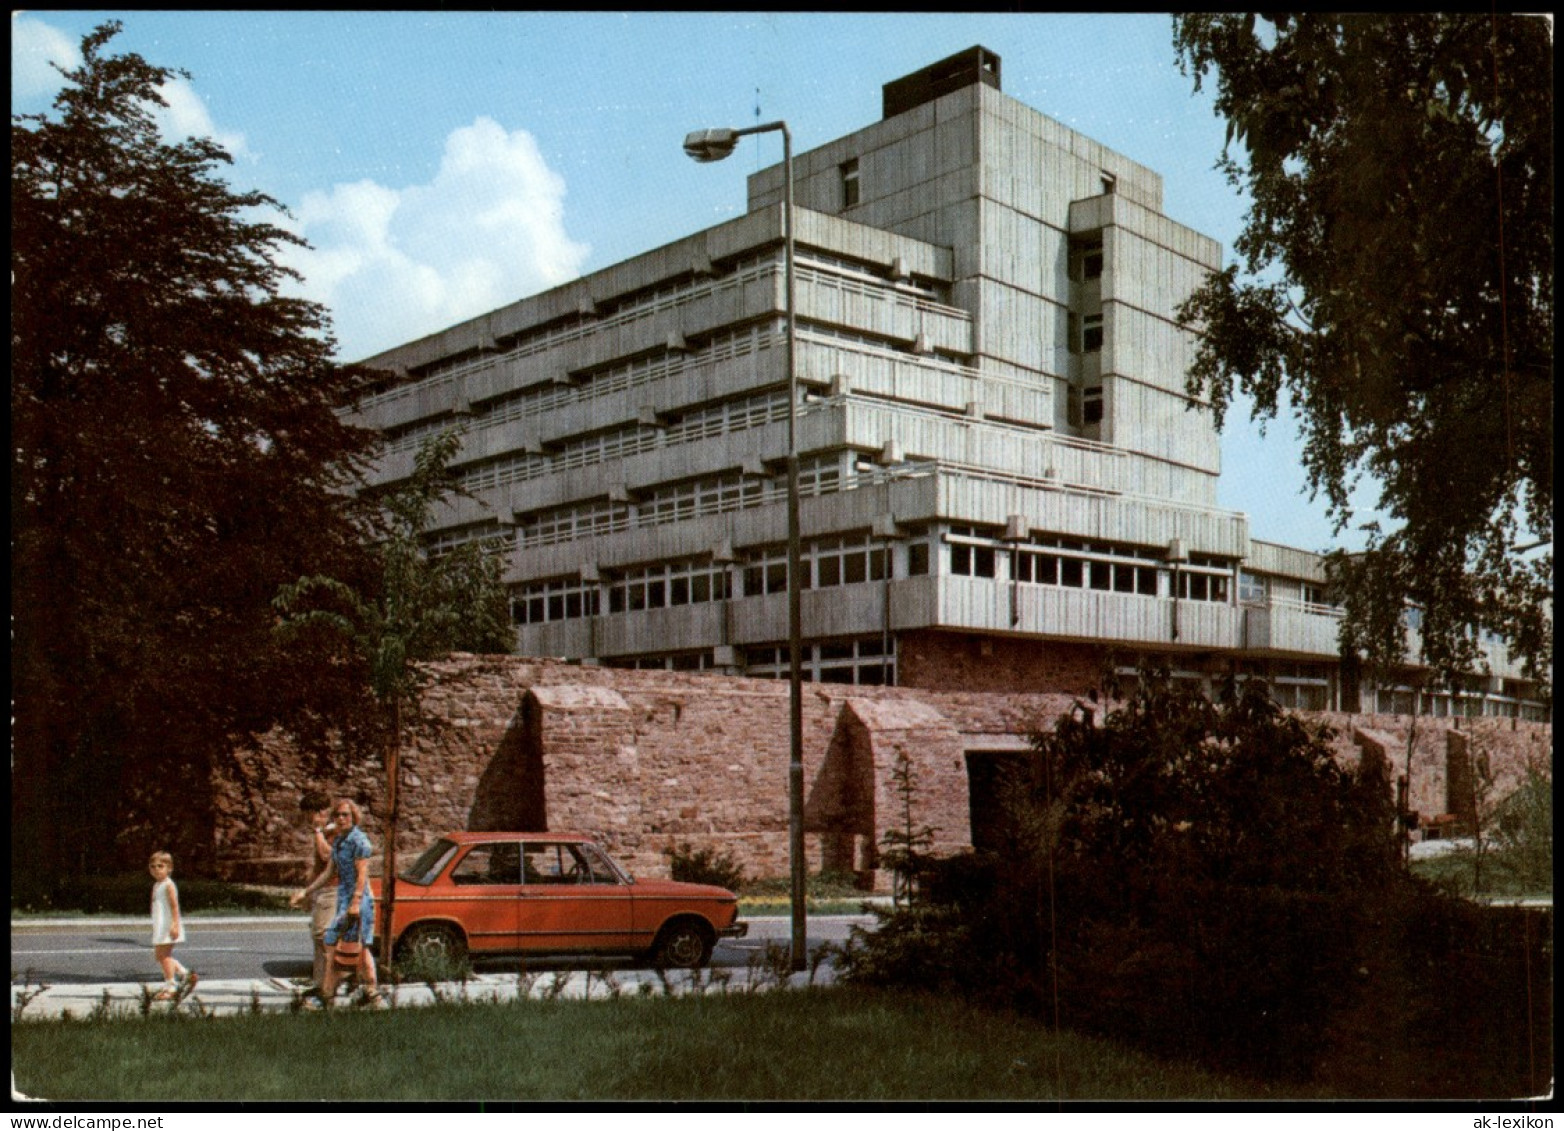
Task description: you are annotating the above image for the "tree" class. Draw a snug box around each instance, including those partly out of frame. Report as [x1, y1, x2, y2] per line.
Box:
[275, 428, 512, 966]
[1026, 671, 1398, 893]
[839, 671, 1407, 1077]
[878, 751, 938, 908]
[11, 23, 379, 897]
[1171, 14, 1552, 688]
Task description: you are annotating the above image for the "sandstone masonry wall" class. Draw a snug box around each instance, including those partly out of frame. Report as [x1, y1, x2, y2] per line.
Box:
[212, 655, 1551, 886]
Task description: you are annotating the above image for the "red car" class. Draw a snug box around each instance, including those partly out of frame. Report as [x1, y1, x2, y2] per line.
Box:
[378, 832, 746, 969]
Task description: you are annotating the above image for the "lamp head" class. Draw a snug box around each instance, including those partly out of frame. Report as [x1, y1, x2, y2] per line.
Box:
[683, 127, 739, 163]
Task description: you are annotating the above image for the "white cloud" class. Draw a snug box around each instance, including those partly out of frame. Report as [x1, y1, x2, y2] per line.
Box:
[11, 17, 80, 102]
[283, 117, 591, 361]
[151, 78, 252, 160]
[11, 17, 249, 159]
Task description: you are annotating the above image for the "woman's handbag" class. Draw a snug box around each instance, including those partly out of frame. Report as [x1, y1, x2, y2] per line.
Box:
[334, 939, 363, 968]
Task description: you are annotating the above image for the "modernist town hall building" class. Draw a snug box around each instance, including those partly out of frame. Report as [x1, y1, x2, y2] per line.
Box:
[346, 49, 1546, 721]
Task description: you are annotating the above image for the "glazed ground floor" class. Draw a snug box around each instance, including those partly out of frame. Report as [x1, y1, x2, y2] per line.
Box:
[599, 628, 1547, 721]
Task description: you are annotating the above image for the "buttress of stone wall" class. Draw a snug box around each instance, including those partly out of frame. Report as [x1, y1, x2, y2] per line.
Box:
[846, 697, 971, 869]
[806, 706, 876, 876]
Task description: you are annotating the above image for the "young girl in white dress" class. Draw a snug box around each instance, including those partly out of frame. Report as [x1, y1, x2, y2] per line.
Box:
[149, 851, 198, 1000]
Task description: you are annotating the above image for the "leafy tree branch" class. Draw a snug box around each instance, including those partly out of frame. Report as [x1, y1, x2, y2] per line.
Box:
[1172, 13, 1552, 689]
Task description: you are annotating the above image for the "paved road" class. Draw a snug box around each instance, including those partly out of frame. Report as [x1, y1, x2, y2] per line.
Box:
[11, 913, 873, 986]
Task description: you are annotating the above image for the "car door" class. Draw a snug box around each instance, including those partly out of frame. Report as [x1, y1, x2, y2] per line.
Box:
[517, 841, 636, 954]
[445, 840, 523, 953]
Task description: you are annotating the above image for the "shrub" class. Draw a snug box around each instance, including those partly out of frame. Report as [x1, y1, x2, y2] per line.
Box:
[838, 669, 1553, 1090]
[665, 842, 746, 890]
[389, 946, 474, 988]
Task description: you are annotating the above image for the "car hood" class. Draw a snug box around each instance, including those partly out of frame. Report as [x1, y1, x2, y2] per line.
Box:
[628, 879, 738, 900]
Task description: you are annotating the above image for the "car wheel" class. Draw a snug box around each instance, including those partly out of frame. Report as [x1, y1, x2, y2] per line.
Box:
[651, 919, 714, 969]
[395, 922, 467, 967]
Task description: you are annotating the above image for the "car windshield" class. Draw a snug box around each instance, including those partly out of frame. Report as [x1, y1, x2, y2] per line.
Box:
[400, 838, 458, 885]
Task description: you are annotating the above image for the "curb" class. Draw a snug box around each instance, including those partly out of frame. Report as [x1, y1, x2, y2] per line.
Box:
[12, 967, 840, 1022]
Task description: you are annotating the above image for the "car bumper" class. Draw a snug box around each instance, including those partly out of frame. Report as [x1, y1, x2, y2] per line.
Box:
[719, 921, 748, 939]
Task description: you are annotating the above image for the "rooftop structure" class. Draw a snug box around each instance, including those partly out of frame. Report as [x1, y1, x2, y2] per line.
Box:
[346, 48, 1546, 722]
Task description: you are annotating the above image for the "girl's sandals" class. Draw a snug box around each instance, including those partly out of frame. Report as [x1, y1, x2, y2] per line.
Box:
[153, 988, 176, 1002]
[359, 989, 387, 1009]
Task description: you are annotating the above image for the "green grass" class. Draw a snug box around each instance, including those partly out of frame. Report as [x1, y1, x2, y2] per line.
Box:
[11, 987, 1329, 1102]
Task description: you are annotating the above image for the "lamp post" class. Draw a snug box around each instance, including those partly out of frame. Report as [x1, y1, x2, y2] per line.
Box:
[684, 121, 806, 972]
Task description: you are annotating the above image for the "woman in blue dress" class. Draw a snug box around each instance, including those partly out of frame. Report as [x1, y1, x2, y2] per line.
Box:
[291, 797, 383, 1007]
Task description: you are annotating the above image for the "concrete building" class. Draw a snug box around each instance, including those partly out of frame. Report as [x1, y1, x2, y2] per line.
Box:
[344, 48, 1546, 722]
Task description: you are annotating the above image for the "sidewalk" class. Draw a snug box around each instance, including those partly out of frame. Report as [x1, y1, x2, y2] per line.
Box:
[11, 963, 839, 1022]
[10, 913, 848, 1021]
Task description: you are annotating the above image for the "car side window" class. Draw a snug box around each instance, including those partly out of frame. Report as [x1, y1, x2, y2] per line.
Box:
[522, 844, 565, 884]
[577, 844, 622, 884]
[520, 843, 594, 884]
[451, 843, 521, 885]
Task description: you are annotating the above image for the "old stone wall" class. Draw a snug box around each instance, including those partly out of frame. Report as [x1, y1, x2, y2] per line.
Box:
[212, 655, 1550, 886]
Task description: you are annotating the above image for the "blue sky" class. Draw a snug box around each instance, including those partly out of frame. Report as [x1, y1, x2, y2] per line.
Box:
[13, 10, 1376, 553]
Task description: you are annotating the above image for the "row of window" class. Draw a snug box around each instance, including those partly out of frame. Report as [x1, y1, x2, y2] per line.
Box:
[426, 522, 513, 559]
[512, 526, 1252, 621]
[946, 528, 1234, 604]
[477, 324, 779, 435]
[741, 536, 891, 597]
[513, 534, 898, 626]
[607, 561, 733, 614]
[1375, 688, 1549, 722]
[602, 637, 894, 685]
[363, 258, 773, 414]
[745, 637, 895, 686]
[363, 238, 946, 421]
[511, 578, 601, 626]
[516, 456, 843, 550]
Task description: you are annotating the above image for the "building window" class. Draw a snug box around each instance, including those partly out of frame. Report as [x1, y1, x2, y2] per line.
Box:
[1238, 571, 1267, 604]
[1301, 584, 1337, 613]
[1175, 570, 1230, 603]
[907, 540, 930, 576]
[744, 636, 895, 686]
[1013, 537, 1156, 596]
[605, 650, 720, 673]
[1100, 172, 1117, 195]
[809, 535, 889, 589]
[950, 542, 997, 578]
[1083, 384, 1103, 424]
[511, 577, 601, 625]
[1082, 314, 1103, 353]
[1071, 240, 1104, 284]
[606, 558, 731, 614]
[841, 158, 860, 208]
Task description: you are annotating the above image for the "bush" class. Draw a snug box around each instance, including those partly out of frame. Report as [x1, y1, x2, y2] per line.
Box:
[839, 670, 1553, 1093]
[665, 842, 746, 890]
[389, 946, 474, 987]
[834, 903, 975, 993]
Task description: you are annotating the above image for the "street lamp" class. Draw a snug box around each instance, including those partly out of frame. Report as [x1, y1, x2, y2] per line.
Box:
[684, 120, 806, 972]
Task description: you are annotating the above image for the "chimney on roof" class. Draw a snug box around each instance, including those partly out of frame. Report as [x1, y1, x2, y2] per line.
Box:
[882, 46, 1001, 120]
